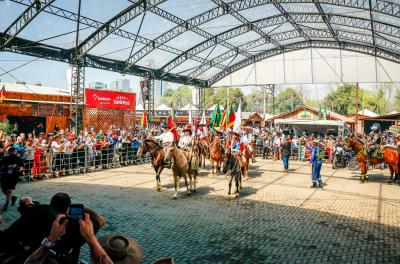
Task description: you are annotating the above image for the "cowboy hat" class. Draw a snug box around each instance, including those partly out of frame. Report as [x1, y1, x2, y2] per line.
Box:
[232, 130, 241, 137]
[98, 234, 144, 264]
[215, 127, 223, 134]
[183, 124, 192, 133]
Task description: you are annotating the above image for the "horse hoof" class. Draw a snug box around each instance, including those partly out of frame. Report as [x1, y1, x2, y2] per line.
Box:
[193, 189, 197, 193]
[187, 192, 191, 196]
[388, 181, 393, 185]
[173, 196, 177, 200]
[235, 193, 239, 198]
[157, 188, 161, 192]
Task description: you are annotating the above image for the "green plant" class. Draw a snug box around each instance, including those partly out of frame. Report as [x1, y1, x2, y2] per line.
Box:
[0, 119, 13, 134]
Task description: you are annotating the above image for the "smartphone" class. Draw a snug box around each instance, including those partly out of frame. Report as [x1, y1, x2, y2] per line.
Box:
[68, 204, 84, 220]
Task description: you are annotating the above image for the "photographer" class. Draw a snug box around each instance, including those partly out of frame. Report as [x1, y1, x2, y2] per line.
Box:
[0, 192, 105, 263]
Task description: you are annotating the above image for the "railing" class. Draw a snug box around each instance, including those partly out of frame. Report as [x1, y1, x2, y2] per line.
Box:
[0, 144, 151, 181]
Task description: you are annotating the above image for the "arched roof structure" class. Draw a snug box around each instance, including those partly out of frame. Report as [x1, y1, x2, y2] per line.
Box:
[1, 0, 399, 87]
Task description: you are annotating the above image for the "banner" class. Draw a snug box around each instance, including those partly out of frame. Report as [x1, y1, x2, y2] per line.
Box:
[85, 89, 136, 110]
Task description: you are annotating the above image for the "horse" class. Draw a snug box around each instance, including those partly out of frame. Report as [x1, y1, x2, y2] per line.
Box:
[189, 141, 201, 181]
[240, 144, 251, 179]
[137, 139, 165, 191]
[164, 143, 193, 199]
[194, 135, 208, 168]
[223, 152, 242, 198]
[210, 136, 225, 176]
[344, 135, 400, 183]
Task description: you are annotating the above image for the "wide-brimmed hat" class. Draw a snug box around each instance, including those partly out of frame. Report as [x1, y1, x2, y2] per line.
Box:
[244, 126, 251, 130]
[232, 130, 241, 137]
[215, 127, 223, 134]
[183, 124, 192, 134]
[98, 234, 144, 264]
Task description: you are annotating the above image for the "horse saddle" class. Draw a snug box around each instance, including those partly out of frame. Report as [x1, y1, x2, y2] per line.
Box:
[368, 146, 384, 159]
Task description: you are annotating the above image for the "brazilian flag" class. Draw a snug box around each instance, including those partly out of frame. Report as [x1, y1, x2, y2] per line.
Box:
[210, 103, 221, 132]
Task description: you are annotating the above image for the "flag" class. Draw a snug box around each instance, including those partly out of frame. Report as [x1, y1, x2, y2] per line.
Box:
[210, 103, 222, 131]
[188, 104, 192, 125]
[220, 110, 227, 128]
[323, 106, 327, 120]
[0, 85, 5, 102]
[233, 99, 242, 131]
[227, 105, 236, 129]
[168, 116, 178, 141]
[199, 110, 206, 125]
[141, 111, 148, 129]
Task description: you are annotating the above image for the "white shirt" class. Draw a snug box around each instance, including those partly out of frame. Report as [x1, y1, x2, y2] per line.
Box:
[242, 133, 252, 144]
[155, 131, 174, 144]
[179, 135, 192, 149]
[63, 141, 76, 155]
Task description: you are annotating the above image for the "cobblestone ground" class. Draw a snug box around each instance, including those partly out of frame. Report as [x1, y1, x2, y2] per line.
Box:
[1, 159, 400, 263]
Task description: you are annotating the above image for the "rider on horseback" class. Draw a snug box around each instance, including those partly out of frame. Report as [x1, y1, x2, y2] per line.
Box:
[154, 124, 174, 168]
[178, 125, 193, 151]
[215, 127, 225, 155]
[367, 123, 382, 159]
[241, 126, 256, 163]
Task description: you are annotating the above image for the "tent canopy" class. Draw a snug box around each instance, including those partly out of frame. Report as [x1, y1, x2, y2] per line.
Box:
[2, 0, 400, 87]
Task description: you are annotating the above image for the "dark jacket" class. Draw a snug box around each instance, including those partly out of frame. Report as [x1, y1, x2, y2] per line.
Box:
[282, 141, 292, 157]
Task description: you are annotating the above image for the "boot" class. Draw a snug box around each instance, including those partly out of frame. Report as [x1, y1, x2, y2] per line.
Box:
[318, 180, 323, 188]
[11, 196, 18, 206]
[310, 183, 317, 188]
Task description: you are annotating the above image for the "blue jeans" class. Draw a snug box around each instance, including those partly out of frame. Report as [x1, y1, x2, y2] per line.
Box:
[282, 156, 289, 170]
[312, 160, 323, 186]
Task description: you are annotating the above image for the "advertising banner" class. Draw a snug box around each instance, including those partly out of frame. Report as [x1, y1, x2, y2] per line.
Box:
[85, 89, 135, 110]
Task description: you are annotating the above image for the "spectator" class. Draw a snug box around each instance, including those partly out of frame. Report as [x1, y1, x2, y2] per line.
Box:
[281, 135, 292, 173]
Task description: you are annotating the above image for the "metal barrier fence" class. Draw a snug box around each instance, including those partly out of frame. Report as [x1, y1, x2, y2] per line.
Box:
[0, 144, 151, 181]
[252, 144, 334, 162]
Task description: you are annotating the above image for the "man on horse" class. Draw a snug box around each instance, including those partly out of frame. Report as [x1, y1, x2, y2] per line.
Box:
[178, 124, 193, 151]
[367, 123, 382, 159]
[154, 124, 175, 167]
[241, 126, 256, 163]
[214, 127, 225, 155]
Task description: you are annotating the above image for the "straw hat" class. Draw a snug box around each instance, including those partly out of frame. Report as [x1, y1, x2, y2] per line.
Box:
[98, 234, 144, 264]
[232, 130, 241, 137]
[183, 124, 192, 134]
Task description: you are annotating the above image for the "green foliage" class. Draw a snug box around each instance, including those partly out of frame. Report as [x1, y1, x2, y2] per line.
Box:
[206, 87, 244, 110]
[245, 90, 264, 112]
[0, 120, 13, 134]
[324, 84, 390, 115]
[160, 86, 192, 109]
[274, 87, 303, 114]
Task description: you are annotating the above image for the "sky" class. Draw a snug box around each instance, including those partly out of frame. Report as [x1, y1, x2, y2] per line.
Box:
[0, 0, 399, 100]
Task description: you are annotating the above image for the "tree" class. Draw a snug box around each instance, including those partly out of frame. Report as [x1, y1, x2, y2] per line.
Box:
[206, 87, 245, 110]
[244, 90, 264, 112]
[160, 86, 192, 109]
[324, 84, 389, 115]
[274, 87, 303, 114]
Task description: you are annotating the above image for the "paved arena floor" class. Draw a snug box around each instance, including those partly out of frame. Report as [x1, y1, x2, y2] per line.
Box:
[1, 159, 400, 263]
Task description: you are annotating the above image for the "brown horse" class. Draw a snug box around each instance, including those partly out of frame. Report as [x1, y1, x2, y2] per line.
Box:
[137, 139, 165, 191]
[194, 135, 208, 168]
[210, 136, 225, 176]
[344, 135, 400, 183]
[189, 141, 201, 181]
[223, 152, 242, 198]
[165, 143, 193, 199]
[240, 144, 251, 179]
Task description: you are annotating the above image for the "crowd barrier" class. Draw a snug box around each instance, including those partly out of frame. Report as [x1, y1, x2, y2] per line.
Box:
[0, 144, 151, 181]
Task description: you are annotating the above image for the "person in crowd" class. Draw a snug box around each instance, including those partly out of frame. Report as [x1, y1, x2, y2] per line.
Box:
[0, 147, 24, 212]
[273, 132, 282, 161]
[23, 139, 35, 179]
[1, 192, 105, 263]
[281, 135, 292, 173]
[307, 140, 324, 188]
[51, 134, 66, 177]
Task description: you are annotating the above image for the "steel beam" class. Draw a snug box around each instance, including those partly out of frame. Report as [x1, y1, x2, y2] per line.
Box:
[208, 39, 400, 85]
[1, 0, 54, 50]
[124, 5, 251, 71]
[272, 1, 310, 41]
[314, 1, 339, 43]
[76, 0, 166, 59]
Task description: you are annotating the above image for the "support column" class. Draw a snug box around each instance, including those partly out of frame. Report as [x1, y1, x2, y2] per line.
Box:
[70, 64, 85, 131]
[140, 78, 155, 124]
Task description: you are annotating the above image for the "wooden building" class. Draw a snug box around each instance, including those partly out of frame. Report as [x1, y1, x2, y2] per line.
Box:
[0, 82, 70, 134]
[266, 105, 354, 136]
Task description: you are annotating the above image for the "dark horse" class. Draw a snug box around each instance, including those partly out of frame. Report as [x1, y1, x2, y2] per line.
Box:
[223, 152, 242, 198]
[137, 139, 165, 191]
[344, 135, 400, 183]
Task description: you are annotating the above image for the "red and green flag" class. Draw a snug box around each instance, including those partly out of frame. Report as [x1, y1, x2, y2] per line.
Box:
[227, 105, 236, 129]
[0, 85, 5, 102]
